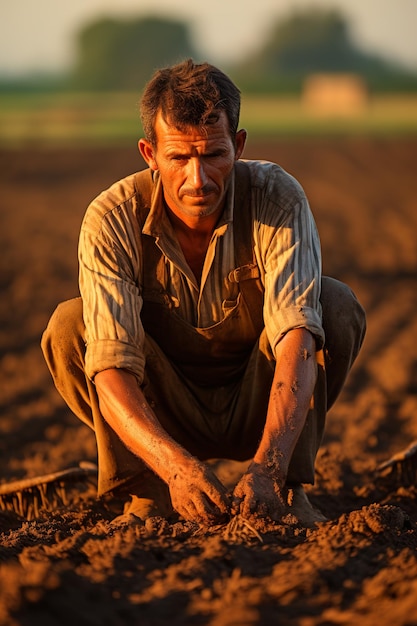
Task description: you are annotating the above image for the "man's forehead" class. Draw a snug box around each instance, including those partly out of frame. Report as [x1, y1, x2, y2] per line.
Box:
[155, 109, 229, 140]
[155, 111, 230, 144]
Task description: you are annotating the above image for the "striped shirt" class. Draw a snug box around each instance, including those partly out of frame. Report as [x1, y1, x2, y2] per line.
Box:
[79, 159, 324, 382]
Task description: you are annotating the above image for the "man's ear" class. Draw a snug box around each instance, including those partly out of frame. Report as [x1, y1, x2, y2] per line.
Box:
[235, 129, 247, 160]
[138, 139, 158, 170]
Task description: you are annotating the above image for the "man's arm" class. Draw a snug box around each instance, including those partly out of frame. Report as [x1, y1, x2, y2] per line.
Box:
[232, 327, 317, 520]
[95, 368, 230, 524]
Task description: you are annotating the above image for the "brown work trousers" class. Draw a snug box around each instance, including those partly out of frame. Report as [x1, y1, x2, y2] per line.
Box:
[41, 277, 365, 496]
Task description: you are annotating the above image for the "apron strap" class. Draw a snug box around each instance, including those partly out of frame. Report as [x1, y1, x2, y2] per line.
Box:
[133, 168, 154, 218]
[232, 161, 253, 268]
[231, 161, 265, 330]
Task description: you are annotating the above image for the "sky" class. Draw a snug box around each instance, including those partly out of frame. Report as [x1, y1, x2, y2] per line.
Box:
[0, 0, 416, 77]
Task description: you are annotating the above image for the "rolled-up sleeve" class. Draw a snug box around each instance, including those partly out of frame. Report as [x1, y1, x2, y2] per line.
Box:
[78, 179, 146, 381]
[251, 162, 325, 356]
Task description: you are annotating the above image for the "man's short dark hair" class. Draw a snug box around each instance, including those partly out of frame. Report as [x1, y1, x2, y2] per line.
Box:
[140, 59, 241, 145]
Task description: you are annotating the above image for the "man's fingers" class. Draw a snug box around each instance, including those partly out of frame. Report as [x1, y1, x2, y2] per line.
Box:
[179, 498, 226, 525]
[172, 486, 229, 524]
[239, 496, 256, 519]
[190, 487, 230, 523]
[231, 485, 244, 515]
[232, 475, 272, 518]
[205, 487, 229, 514]
[169, 461, 231, 524]
[199, 471, 230, 512]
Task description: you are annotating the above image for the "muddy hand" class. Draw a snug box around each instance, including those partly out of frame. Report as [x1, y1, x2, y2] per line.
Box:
[232, 462, 287, 521]
[168, 458, 230, 525]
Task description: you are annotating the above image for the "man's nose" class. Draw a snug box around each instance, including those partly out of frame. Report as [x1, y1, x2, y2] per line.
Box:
[189, 158, 208, 189]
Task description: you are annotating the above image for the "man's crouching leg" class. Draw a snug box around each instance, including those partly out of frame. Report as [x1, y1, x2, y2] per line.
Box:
[41, 297, 173, 520]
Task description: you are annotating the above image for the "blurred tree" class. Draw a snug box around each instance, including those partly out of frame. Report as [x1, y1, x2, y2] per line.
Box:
[256, 9, 366, 73]
[232, 7, 417, 93]
[70, 15, 199, 90]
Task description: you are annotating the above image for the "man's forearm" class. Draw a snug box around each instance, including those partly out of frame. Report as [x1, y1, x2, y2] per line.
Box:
[94, 368, 192, 483]
[253, 328, 318, 484]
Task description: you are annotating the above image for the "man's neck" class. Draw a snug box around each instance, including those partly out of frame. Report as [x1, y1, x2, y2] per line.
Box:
[164, 204, 220, 285]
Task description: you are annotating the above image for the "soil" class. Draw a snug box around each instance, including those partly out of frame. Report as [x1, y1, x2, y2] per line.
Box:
[1, 136, 417, 625]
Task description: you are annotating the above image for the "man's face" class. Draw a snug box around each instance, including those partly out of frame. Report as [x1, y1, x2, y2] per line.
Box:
[139, 110, 246, 222]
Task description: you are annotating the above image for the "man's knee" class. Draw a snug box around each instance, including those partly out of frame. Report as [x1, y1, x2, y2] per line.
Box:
[320, 277, 366, 407]
[321, 276, 366, 353]
[41, 297, 85, 367]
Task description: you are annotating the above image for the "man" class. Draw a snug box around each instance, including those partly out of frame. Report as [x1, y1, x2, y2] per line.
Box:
[42, 59, 365, 527]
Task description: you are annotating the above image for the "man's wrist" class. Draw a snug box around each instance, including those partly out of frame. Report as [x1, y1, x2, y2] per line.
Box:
[249, 454, 287, 486]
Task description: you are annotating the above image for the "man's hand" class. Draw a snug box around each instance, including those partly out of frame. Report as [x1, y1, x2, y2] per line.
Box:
[232, 461, 287, 522]
[168, 458, 230, 525]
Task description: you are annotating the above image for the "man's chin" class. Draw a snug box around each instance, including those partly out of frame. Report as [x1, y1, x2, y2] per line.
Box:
[186, 194, 215, 205]
[183, 200, 221, 217]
